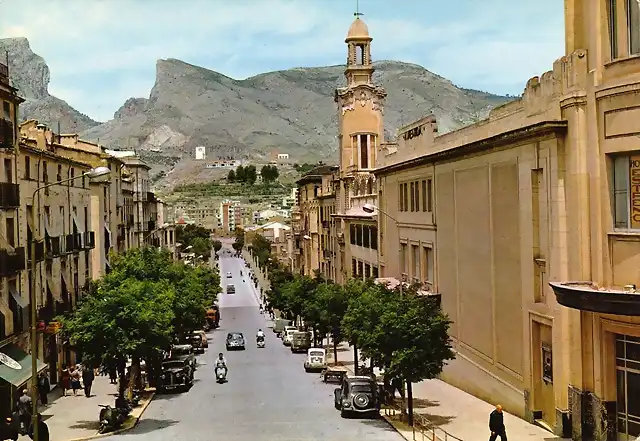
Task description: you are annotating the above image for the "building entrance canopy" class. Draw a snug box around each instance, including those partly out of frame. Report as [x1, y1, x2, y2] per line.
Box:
[0, 344, 47, 387]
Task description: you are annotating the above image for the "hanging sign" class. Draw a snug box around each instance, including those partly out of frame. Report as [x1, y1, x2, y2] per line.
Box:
[0, 352, 22, 370]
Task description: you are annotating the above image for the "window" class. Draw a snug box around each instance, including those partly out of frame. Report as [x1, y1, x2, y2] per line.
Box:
[4, 159, 11, 184]
[24, 156, 30, 180]
[403, 183, 408, 211]
[5, 217, 14, 247]
[371, 226, 378, 250]
[42, 161, 48, 182]
[400, 243, 407, 275]
[610, 0, 618, 58]
[350, 224, 356, 245]
[372, 266, 379, 278]
[57, 164, 62, 181]
[612, 155, 640, 229]
[423, 247, 434, 284]
[359, 134, 369, 169]
[352, 258, 357, 277]
[412, 245, 420, 280]
[410, 182, 415, 212]
[357, 260, 364, 277]
[629, 0, 640, 55]
[355, 225, 363, 246]
[2, 101, 10, 120]
[364, 263, 371, 278]
[615, 334, 640, 438]
[84, 206, 89, 233]
[355, 44, 364, 65]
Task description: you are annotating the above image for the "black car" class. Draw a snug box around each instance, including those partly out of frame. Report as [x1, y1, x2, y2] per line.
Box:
[226, 332, 246, 350]
[334, 376, 379, 418]
[158, 359, 193, 392]
[169, 344, 197, 370]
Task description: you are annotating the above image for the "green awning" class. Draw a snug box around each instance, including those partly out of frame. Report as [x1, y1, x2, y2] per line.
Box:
[0, 344, 47, 387]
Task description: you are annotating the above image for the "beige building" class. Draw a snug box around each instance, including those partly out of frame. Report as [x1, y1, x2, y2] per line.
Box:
[373, 1, 640, 440]
[18, 121, 97, 386]
[0, 59, 32, 414]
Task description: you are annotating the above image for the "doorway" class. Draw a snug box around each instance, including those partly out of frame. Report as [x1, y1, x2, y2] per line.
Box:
[532, 320, 556, 429]
[615, 333, 640, 440]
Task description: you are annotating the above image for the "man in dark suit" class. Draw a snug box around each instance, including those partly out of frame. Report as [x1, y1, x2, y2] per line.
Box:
[489, 404, 507, 441]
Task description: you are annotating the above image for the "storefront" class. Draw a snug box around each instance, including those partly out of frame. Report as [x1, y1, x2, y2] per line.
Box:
[0, 343, 47, 418]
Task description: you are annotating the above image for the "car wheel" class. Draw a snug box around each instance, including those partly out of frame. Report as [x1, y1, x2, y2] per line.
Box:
[340, 407, 349, 418]
[304, 366, 309, 373]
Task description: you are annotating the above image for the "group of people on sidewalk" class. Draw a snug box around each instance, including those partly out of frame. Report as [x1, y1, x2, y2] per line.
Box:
[59, 364, 96, 398]
[1, 390, 50, 441]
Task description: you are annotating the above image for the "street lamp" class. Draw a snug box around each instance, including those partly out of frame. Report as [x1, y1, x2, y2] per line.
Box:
[29, 166, 110, 441]
[362, 203, 404, 297]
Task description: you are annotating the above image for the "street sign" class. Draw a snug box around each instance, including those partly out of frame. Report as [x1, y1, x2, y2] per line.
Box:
[45, 321, 61, 334]
[0, 352, 22, 370]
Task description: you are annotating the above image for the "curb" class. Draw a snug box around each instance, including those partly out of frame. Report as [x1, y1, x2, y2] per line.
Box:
[64, 392, 155, 441]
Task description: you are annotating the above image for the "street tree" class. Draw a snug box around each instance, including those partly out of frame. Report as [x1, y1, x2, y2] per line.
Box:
[58, 278, 175, 398]
[191, 236, 212, 260]
[235, 165, 246, 182]
[245, 165, 257, 184]
[212, 240, 222, 258]
[227, 169, 236, 182]
[260, 165, 279, 183]
[314, 282, 349, 363]
[176, 224, 211, 250]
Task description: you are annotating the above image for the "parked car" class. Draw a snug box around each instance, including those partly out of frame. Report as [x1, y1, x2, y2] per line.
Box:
[169, 344, 197, 371]
[304, 348, 327, 372]
[226, 332, 246, 350]
[291, 331, 312, 353]
[157, 358, 193, 392]
[193, 330, 208, 348]
[226, 284, 236, 294]
[226, 272, 232, 278]
[334, 376, 379, 418]
[188, 334, 205, 354]
[282, 328, 297, 346]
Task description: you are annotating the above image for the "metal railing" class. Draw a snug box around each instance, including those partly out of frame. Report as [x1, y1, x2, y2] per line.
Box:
[381, 402, 463, 441]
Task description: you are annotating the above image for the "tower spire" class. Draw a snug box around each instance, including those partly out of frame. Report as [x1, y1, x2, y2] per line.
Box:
[355, 0, 363, 17]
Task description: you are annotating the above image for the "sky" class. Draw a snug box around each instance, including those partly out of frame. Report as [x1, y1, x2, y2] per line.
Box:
[0, 0, 565, 123]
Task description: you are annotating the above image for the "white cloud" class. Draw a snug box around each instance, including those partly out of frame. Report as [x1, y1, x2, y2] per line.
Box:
[0, 0, 565, 121]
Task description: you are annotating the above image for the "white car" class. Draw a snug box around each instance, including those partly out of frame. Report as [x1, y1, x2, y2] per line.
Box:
[226, 272, 232, 278]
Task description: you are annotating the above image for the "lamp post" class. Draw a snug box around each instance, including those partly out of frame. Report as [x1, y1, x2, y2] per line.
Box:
[29, 166, 110, 441]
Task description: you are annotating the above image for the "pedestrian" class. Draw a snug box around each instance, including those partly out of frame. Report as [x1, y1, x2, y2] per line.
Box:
[16, 390, 32, 430]
[27, 414, 49, 441]
[70, 365, 82, 396]
[108, 363, 117, 384]
[2, 415, 19, 441]
[60, 364, 71, 397]
[489, 404, 507, 441]
[37, 374, 50, 406]
[82, 365, 95, 397]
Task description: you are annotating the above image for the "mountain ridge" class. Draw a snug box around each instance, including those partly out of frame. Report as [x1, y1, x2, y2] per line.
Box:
[1, 37, 514, 189]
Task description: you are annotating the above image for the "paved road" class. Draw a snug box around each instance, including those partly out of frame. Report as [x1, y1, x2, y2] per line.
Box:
[104, 254, 401, 441]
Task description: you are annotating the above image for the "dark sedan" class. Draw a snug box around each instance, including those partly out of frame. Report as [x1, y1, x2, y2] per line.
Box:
[226, 332, 246, 350]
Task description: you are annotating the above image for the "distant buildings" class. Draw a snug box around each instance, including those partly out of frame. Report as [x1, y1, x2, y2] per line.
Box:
[195, 146, 206, 160]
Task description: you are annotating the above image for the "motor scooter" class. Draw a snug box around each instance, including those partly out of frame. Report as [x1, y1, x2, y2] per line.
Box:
[257, 336, 265, 348]
[216, 366, 227, 383]
[97, 404, 128, 434]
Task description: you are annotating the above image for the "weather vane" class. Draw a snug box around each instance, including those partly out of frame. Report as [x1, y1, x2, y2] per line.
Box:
[354, 0, 363, 17]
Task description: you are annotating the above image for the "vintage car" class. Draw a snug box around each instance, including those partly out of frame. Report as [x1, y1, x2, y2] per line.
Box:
[291, 331, 312, 353]
[193, 330, 208, 348]
[282, 327, 297, 346]
[334, 376, 379, 418]
[158, 358, 193, 392]
[205, 305, 220, 330]
[188, 334, 205, 354]
[226, 272, 232, 278]
[226, 332, 246, 350]
[169, 344, 197, 371]
[303, 348, 327, 372]
[226, 284, 236, 294]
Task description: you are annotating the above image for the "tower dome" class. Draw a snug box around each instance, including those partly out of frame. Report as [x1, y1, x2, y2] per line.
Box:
[346, 17, 371, 41]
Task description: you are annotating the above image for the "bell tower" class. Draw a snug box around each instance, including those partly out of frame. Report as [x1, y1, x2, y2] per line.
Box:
[335, 15, 386, 176]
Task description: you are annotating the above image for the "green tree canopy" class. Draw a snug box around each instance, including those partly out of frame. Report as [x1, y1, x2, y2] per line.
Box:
[191, 236, 212, 260]
[260, 165, 279, 183]
[227, 169, 236, 182]
[235, 165, 246, 182]
[176, 224, 211, 250]
[245, 165, 257, 184]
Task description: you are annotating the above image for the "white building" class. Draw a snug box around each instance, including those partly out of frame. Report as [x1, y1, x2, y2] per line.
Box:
[195, 146, 206, 160]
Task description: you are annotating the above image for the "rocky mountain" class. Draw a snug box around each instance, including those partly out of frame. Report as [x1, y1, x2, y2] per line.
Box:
[3, 37, 514, 188]
[0, 38, 99, 133]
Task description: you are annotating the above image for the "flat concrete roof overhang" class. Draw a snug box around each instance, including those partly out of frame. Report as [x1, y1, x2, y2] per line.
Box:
[549, 281, 640, 315]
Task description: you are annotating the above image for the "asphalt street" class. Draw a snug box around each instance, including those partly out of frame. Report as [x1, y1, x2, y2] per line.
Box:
[103, 252, 402, 441]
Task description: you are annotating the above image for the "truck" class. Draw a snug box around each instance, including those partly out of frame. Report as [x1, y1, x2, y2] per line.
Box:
[290, 331, 312, 353]
[273, 318, 292, 337]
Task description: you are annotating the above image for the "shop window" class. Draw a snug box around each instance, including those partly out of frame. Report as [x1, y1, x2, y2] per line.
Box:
[629, 0, 640, 55]
[616, 334, 640, 438]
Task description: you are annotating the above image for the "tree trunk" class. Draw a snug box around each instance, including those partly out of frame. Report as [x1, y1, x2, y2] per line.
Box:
[117, 358, 126, 398]
[332, 337, 338, 366]
[127, 356, 141, 401]
[407, 381, 414, 427]
[353, 344, 359, 375]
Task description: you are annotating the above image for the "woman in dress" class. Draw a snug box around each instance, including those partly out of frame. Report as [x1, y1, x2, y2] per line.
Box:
[70, 365, 82, 396]
[60, 364, 71, 397]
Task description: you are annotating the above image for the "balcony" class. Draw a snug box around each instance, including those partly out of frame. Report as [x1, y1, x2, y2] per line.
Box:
[28, 241, 44, 262]
[127, 214, 134, 226]
[45, 236, 61, 259]
[0, 118, 14, 149]
[0, 247, 25, 276]
[148, 220, 156, 231]
[134, 222, 144, 232]
[0, 182, 19, 208]
[321, 220, 329, 229]
[64, 234, 81, 253]
[148, 192, 158, 202]
[83, 231, 95, 249]
[549, 281, 640, 316]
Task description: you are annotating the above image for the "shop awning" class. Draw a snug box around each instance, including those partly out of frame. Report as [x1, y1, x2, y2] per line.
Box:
[0, 344, 47, 387]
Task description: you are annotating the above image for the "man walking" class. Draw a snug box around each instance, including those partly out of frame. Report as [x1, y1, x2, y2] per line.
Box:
[82, 365, 95, 398]
[489, 404, 507, 441]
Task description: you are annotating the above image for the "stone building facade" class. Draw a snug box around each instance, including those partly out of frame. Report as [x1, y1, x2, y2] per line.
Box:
[374, 1, 640, 439]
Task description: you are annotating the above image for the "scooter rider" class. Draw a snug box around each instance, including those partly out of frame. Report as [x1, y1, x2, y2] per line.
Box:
[256, 329, 265, 342]
[215, 353, 228, 376]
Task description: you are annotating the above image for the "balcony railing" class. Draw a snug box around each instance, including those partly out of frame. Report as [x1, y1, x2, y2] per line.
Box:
[83, 231, 95, 249]
[0, 119, 14, 149]
[0, 247, 25, 276]
[28, 241, 44, 262]
[0, 182, 19, 208]
[45, 236, 61, 259]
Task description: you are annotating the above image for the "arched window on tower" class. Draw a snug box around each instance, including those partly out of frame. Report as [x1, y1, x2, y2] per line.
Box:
[356, 45, 364, 65]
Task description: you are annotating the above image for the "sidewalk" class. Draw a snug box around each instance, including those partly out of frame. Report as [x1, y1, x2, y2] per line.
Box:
[21, 374, 153, 441]
[327, 342, 567, 441]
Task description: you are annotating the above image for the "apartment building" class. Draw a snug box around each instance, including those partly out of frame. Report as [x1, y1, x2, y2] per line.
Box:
[121, 156, 155, 249]
[373, 1, 640, 439]
[18, 122, 97, 390]
[0, 60, 33, 416]
[219, 199, 242, 233]
[180, 204, 219, 231]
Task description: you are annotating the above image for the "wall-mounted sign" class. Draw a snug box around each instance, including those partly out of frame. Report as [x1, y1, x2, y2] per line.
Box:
[403, 126, 423, 141]
[0, 352, 22, 370]
[630, 156, 640, 229]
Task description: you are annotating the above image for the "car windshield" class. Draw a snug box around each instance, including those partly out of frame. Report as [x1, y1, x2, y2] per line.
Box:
[309, 351, 324, 357]
[351, 384, 373, 393]
[227, 333, 243, 340]
[163, 361, 185, 369]
[172, 347, 191, 355]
